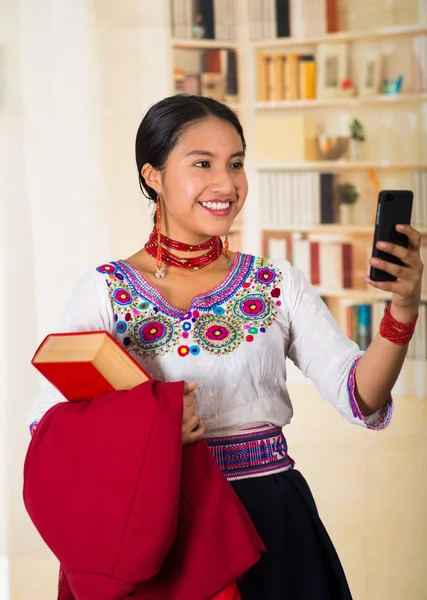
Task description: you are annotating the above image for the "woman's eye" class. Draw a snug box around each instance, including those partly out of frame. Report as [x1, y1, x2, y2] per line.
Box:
[195, 160, 210, 168]
[231, 161, 244, 170]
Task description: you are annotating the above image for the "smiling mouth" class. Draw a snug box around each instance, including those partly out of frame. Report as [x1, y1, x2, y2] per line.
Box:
[200, 201, 232, 211]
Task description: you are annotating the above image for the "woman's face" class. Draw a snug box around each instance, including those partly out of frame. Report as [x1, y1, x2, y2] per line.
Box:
[153, 117, 248, 242]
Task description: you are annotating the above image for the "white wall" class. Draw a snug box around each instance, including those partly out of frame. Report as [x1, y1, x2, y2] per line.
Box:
[0, 0, 171, 597]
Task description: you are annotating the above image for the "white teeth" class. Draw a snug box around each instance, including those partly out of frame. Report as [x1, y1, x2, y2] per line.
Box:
[201, 201, 230, 210]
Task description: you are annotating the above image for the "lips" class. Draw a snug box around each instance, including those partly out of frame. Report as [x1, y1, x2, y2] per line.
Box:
[199, 202, 233, 216]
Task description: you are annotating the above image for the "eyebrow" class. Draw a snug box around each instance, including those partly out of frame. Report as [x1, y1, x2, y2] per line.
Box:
[185, 149, 245, 159]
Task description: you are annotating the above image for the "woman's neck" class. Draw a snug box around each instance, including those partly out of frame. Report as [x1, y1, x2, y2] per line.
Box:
[157, 227, 219, 259]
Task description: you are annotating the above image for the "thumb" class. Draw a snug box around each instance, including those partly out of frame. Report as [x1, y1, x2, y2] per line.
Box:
[183, 381, 198, 394]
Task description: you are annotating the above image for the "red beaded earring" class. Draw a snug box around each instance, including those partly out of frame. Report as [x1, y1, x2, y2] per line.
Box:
[155, 196, 165, 279]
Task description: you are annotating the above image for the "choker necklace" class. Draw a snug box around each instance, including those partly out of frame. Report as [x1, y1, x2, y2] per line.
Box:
[144, 228, 227, 278]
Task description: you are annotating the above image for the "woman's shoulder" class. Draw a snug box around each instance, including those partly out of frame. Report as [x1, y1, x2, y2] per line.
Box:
[239, 253, 296, 280]
[67, 260, 122, 304]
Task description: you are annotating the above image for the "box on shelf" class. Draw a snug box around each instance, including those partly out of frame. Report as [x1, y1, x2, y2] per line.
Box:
[255, 113, 317, 162]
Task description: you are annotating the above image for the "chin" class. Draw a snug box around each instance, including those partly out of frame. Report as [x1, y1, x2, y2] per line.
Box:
[199, 221, 233, 238]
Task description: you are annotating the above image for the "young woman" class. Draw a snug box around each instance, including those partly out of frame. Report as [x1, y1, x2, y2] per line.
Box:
[26, 95, 423, 599]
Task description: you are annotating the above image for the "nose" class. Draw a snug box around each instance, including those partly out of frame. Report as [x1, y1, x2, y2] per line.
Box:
[210, 167, 235, 195]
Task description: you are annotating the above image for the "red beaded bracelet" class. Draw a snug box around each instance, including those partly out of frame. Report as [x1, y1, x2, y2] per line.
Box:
[379, 304, 418, 345]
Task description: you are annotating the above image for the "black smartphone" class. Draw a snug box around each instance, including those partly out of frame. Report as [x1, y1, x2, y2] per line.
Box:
[370, 190, 413, 282]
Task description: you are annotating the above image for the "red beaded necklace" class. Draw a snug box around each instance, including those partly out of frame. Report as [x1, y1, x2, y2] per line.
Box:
[144, 228, 224, 276]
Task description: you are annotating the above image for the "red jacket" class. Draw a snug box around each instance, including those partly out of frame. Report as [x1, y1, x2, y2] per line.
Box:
[23, 380, 264, 599]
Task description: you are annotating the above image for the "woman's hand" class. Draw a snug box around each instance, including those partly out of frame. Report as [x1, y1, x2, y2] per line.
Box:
[182, 381, 205, 445]
[366, 224, 424, 322]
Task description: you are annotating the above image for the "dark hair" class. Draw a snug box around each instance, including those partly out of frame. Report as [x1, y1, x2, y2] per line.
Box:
[135, 94, 246, 202]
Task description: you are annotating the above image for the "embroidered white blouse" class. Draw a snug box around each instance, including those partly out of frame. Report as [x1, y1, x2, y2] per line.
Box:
[27, 254, 393, 434]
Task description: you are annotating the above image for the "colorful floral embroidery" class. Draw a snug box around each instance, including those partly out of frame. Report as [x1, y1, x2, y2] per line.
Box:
[195, 314, 243, 353]
[134, 316, 179, 355]
[113, 288, 132, 306]
[97, 264, 116, 274]
[99, 255, 283, 359]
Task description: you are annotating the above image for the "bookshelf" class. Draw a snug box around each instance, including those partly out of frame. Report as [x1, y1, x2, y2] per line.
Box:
[257, 161, 427, 171]
[256, 92, 427, 109]
[167, 0, 427, 399]
[252, 23, 427, 48]
[246, 0, 427, 399]
[169, 1, 244, 240]
[171, 39, 238, 50]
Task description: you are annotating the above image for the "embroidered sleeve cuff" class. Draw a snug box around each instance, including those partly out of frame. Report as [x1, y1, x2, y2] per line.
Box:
[29, 421, 40, 437]
[347, 357, 394, 431]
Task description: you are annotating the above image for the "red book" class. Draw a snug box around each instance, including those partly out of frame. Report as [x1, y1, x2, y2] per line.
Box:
[310, 241, 320, 286]
[326, 0, 338, 32]
[31, 331, 151, 401]
[341, 243, 353, 289]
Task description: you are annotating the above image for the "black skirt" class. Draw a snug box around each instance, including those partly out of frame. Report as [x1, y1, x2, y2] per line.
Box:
[230, 470, 353, 600]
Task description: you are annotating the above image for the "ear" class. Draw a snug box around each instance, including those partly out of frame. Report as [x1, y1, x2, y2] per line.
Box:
[141, 163, 163, 196]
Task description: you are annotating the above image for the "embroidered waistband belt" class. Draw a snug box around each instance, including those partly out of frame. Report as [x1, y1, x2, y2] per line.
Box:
[205, 425, 294, 481]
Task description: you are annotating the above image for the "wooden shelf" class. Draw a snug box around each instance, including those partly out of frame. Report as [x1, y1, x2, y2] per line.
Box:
[252, 24, 427, 49]
[263, 224, 374, 234]
[315, 288, 427, 302]
[255, 93, 427, 110]
[257, 161, 427, 171]
[262, 224, 427, 235]
[171, 38, 238, 50]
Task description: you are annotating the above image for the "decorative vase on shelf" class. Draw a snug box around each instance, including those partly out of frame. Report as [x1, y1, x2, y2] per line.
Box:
[336, 182, 359, 225]
[339, 203, 354, 225]
[349, 139, 363, 161]
[348, 119, 365, 161]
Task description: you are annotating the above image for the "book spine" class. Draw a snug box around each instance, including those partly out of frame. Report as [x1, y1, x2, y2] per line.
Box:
[226, 50, 238, 97]
[257, 52, 269, 101]
[320, 173, 335, 224]
[341, 243, 353, 289]
[276, 0, 290, 37]
[310, 241, 320, 285]
[285, 53, 299, 100]
[184, 0, 193, 38]
[358, 304, 372, 350]
[199, 0, 215, 39]
[290, 0, 304, 37]
[326, 0, 339, 33]
[351, 305, 359, 347]
[298, 54, 316, 100]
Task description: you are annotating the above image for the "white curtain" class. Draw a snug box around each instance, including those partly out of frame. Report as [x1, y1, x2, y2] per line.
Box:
[0, 0, 170, 594]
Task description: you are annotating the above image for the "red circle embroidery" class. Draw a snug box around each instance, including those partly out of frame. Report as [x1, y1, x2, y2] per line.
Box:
[271, 288, 281, 298]
[246, 335, 254, 342]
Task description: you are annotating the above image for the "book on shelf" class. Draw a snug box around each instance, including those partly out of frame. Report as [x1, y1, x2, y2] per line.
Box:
[265, 231, 370, 292]
[257, 50, 315, 101]
[170, 0, 236, 40]
[411, 170, 427, 228]
[31, 331, 151, 402]
[248, 0, 337, 40]
[174, 47, 238, 103]
[412, 34, 427, 92]
[259, 170, 341, 227]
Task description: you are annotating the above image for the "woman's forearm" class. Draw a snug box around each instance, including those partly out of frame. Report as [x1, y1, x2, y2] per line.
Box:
[354, 304, 418, 416]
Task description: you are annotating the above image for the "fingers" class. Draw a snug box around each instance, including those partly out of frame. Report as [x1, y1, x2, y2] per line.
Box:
[375, 241, 413, 266]
[369, 255, 407, 281]
[396, 224, 422, 250]
[183, 381, 198, 395]
[185, 419, 206, 444]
